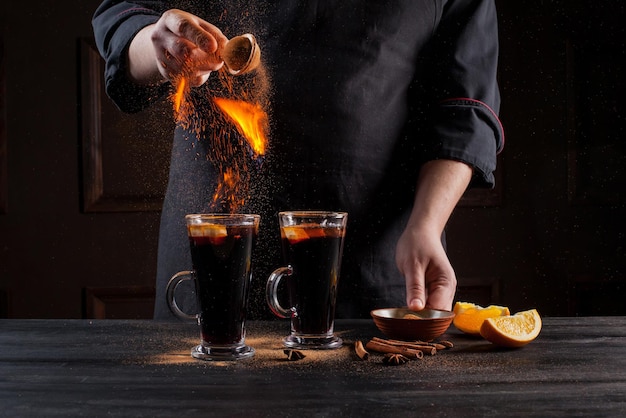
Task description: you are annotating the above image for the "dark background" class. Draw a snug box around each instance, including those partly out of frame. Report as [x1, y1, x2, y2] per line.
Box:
[1, 1, 624, 319]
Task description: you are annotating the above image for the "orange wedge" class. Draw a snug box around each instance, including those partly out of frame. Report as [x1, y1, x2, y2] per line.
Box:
[453, 302, 510, 335]
[188, 224, 227, 238]
[304, 226, 327, 239]
[480, 309, 542, 348]
[282, 226, 309, 243]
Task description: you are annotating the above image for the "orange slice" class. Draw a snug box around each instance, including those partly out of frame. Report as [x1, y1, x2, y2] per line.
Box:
[282, 226, 309, 243]
[453, 302, 510, 335]
[304, 226, 326, 239]
[480, 309, 542, 347]
[188, 224, 227, 238]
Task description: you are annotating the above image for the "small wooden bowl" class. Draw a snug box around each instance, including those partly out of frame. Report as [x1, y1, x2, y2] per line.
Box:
[222, 34, 261, 75]
[371, 307, 455, 341]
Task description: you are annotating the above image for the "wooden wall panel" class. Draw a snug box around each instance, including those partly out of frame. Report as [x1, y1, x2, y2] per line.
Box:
[560, 3, 626, 316]
[566, 39, 626, 206]
[455, 276, 502, 307]
[568, 276, 626, 316]
[83, 286, 156, 319]
[79, 38, 173, 213]
[0, 289, 7, 318]
[0, 34, 7, 214]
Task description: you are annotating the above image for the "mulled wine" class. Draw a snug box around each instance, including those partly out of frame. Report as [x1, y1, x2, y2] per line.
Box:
[188, 222, 257, 346]
[266, 211, 347, 349]
[166, 214, 260, 361]
[281, 224, 344, 335]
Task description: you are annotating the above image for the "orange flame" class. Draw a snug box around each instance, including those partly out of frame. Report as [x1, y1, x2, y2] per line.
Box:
[213, 97, 268, 156]
[172, 77, 187, 116]
[212, 168, 244, 209]
[173, 77, 187, 114]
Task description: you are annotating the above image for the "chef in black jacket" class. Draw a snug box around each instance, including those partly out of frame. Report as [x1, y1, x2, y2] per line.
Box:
[92, 0, 504, 320]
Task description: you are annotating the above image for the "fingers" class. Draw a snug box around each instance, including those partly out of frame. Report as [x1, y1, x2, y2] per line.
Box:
[161, 9, 226, 50]
[396, 240, 456, 311]
[405, 273, 426, 311]
[423, 273, 457, 311]
[152, 9, 227, 84]
[194, 20, 228, 54]
[404, 268, 456, 312]
[397, 234, 456, 312]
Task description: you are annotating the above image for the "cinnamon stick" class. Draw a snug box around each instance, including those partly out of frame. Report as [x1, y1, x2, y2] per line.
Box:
[354, 340, 369, 360]
[370, 337, 437, 355]
[365, 340, 424, 359]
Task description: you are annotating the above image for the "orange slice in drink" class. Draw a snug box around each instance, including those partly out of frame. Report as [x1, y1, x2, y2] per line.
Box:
[453, 302, 510, 335]
[480, 309, 542, 347]
[282, 226, 309, 243]
[188, 224, 227, 238]
[304, 225, 326, 239]
[188, 224, 228, 244]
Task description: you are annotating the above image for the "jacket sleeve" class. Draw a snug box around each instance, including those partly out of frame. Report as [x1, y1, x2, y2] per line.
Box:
[420, 0, 505, 188]
[92, 0, 169, 113]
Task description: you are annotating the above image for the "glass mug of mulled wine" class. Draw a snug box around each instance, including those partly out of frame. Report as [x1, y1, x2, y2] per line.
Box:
[266, 211, 348, 349]
[167, 213, 260, 361]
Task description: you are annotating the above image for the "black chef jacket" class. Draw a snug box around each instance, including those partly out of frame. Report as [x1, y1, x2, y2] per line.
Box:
[93, 0, 504, 319]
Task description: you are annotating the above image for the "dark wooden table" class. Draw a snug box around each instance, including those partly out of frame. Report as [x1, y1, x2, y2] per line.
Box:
[1, 317, 625, 417]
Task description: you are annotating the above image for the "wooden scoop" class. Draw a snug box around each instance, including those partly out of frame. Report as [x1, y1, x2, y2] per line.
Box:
[221, 34, 261, 75]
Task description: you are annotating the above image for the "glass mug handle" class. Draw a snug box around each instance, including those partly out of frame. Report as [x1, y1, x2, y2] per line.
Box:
[266, 266, 295, 318]
[166, 270, 197, 321]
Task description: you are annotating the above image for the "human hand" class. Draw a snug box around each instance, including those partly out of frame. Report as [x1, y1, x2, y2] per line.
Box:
[395, 225, 457, 312]
[151, 9, 228, 86]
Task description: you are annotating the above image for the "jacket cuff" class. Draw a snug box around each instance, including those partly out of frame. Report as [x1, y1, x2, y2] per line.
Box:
[428, 98, 505, 188]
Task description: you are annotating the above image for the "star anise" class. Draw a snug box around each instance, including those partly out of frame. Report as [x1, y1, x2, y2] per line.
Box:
[284, 349, 306, 361]
[382, 353, 409, 366]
